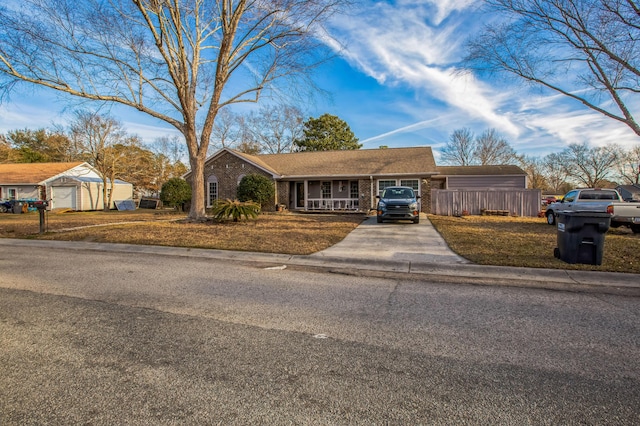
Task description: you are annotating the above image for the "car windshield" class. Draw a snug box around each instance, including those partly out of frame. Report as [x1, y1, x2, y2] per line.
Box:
[383, 188, 414, 199]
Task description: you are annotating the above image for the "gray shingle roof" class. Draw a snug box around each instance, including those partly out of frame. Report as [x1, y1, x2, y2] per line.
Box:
[435, 165, 526, 176]
[233, 146, 438, 178]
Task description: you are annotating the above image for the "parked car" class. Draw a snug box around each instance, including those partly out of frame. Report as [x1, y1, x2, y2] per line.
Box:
[376, 186, 420, 224]
[542, 196, 557, 206]
[545, 188, 640, 233]
[0, 200, 13, 213]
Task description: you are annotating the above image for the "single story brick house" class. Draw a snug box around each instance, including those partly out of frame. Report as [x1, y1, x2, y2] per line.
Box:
[0, 162, 133, 210]
[191, 147, 534, 215]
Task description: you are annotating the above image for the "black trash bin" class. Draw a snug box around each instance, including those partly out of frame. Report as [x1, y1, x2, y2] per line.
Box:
[554, 211, 611, 265]
[11, 200, 23, 214]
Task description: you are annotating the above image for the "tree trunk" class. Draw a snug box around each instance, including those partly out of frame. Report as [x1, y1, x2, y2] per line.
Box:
[102, 177, 109, 211]
[188, 149, 207, 220]
[107, 170, 116, 212]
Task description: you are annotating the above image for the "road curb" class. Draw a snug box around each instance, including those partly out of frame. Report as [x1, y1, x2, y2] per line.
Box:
[3, 238, 638, 295]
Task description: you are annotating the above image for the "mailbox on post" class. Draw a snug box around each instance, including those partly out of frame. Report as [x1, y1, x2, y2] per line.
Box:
[34, 200, 49, 234]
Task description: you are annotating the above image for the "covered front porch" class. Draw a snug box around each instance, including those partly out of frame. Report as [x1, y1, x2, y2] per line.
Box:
[289, 180, 362, 212]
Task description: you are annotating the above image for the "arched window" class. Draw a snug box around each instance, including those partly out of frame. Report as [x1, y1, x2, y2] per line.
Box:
[237, 174, 246, 186]
[207, 175, 218, 207]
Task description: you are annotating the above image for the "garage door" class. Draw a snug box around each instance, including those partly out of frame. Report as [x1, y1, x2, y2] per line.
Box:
[52, 186, 76, 209]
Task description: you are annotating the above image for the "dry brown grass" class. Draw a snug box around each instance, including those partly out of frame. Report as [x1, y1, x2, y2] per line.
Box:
[429, 214, 640, 274]
[2, 209, 639, 273]
[0, 210, 364, 255]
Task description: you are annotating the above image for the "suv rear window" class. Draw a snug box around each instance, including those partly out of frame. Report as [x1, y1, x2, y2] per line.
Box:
[578, 191, 617, 200]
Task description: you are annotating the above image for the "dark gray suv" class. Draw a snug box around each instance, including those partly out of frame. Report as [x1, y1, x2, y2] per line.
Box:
[376, 186, 420, 224]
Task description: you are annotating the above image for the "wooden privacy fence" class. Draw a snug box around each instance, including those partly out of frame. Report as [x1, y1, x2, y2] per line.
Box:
[432, 189, 542, 217]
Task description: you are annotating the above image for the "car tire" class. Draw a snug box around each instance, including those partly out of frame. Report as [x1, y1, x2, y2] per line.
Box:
[631, 224, 640, 234]
[376, 216, 383, 223]
[413, 218, 419, 224]
[0, 205, 6, 213]
[546, 211, 556, 225]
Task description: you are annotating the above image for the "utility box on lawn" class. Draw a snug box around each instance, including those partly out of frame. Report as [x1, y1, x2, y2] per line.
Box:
[554, 211, 611, 265]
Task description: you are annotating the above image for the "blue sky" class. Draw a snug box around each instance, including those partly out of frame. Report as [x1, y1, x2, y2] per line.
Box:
[1, 0, 638, 161]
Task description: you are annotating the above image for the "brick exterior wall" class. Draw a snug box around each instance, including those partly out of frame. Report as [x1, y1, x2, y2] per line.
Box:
[276, 181, 289, 208]
[205, 151, 277, 211]
[421, 177, 432, 214]
[359, 178, 373, 213]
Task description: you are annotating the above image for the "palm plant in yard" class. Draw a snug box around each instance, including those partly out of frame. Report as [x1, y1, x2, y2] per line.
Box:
[210, 199, 260, 222]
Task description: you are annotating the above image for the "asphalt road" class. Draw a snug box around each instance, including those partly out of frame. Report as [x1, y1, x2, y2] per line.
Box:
[1, 245, 639, 424]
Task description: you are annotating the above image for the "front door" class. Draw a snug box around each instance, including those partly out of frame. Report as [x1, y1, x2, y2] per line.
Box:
[296, 182, 305, 208]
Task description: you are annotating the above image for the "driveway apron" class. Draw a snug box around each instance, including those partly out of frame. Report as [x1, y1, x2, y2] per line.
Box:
[312, 215, 470, 264]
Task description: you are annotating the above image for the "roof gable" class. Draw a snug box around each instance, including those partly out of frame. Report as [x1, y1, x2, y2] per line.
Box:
[0, 162, 92, 185]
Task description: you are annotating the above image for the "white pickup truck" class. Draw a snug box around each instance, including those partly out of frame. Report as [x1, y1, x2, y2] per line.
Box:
[545, 188, 640, 233]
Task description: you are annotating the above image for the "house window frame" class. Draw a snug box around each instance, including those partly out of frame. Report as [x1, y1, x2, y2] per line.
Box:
[400, 179, 419, 191]
[377, 180, 396, 195]
[321, 181, 331, 199]
[207, 175, 218, 207]
[378, 179, 420, 195]
[350, 181, 359, 199]
[7, 188, 17, 200]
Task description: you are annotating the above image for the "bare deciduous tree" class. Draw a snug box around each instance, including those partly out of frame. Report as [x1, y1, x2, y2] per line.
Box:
[244, 104, 304, 154]
[209, 109, 244, 153]
[148, 135, 189, 196]
[615, 144, 640, 184]
[541, 152, 571, 193]
[0, 0, 342, 219]
[475, 128, 521, 165]
[439, 128, 476, 165]
[558, 142, 619, 188]
[439, 127, 519, 165]
[519, 155, 548, 189]
[466, 0, 640, 136]
[69, 111, 136, 210]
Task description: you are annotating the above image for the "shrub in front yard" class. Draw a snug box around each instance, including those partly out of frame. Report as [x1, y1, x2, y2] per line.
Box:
[210, 199, 260, 222]
[160, 178, 192, 211]
[237, 174, 275, 209]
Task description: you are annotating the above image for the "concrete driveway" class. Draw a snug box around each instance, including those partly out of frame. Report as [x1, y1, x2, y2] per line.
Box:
[311, 214, 470, 264]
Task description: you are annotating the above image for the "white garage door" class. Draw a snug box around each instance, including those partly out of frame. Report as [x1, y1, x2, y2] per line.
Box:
[52, 186, 76, 209]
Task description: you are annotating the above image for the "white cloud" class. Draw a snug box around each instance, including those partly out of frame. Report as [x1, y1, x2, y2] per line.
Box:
[422, 0, 477, 25]
[0, 102, 66, 133]
[326, 1, 639, 157]
[327, 1, 521, 135]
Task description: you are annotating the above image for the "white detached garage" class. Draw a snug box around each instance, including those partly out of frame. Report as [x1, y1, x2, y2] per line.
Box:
[0, 162, 133, 211]
[47, 175, 133, 210]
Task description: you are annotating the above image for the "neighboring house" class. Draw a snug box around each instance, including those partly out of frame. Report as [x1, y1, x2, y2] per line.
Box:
[0, 162, 133, 210]
[616, 184, 640, 202]
[432, 165, 528, 190]
[431, 165, 539, 216]
[189, 147, 537, 215]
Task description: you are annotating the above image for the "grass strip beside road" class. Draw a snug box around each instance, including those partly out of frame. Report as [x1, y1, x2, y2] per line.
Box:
[0, 210, 364, 256]
[428, 215, 640, 274]
[1, 210, 638, 273]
